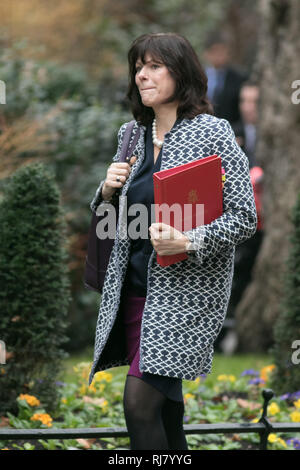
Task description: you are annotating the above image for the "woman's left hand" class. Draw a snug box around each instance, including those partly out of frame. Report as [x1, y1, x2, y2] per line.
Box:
[149, 222, 189, 255]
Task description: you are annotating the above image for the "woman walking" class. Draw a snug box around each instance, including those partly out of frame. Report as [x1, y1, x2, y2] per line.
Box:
[89, 32, 257, 450]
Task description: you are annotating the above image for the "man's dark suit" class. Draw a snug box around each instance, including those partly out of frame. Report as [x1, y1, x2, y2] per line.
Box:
[206, 66, 246, 124]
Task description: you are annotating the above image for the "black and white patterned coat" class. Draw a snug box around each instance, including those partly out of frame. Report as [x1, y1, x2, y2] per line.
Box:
[88, 113, 257, 385]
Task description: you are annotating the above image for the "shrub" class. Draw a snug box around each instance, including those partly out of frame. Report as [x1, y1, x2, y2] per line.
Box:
[270, 192, 300, 395]
[0, 162, 71, 414]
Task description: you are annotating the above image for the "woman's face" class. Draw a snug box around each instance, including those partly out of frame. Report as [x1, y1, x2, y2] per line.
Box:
[135, 52, 177, 109]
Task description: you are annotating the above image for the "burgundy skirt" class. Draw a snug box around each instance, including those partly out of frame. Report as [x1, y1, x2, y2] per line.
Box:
[119, 287, 183, 403]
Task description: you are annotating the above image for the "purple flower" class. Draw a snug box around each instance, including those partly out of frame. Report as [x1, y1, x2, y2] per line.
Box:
[280, 390, 300, 401]
[294, 440, 300, 450]
[183, 416, 190, 423]
[241, 369, 260, 377]
[55, 381, 67, 387]
[248, 378, 265, 385]
[286, 438, 300, 450]
[279, 393, 290, 400]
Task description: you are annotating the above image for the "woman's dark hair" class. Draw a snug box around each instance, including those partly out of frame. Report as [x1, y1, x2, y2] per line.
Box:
[126, 32, 214, 126]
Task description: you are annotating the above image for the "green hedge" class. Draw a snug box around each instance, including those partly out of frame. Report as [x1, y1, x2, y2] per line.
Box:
[0, 162, 71, 414]
[270, 192, 300, 395]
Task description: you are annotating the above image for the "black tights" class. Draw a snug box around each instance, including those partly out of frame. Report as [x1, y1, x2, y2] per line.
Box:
[123, 375, 188, 450]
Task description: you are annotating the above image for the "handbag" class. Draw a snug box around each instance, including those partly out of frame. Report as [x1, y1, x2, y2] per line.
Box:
[83, 120, 141, 294]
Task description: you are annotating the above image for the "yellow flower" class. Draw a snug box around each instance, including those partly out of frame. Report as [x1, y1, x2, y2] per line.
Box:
[18, 394, 40, 407]
[100, 400, 108, 408]
[61, 398, 67, 404]
[217, 374, 235, 382]
[88, 383, 97, 393]
[268, 402, 280, 416]
[104, 372, 112, 382]
[277, 438, 287, 448]
[293, 398, 300, 409]
[30, 413, 53, 427]
[93, 371, 107, 383]
[268, 433, 277, 443]
[251, 418, 259, 423]
[79, 384, 87, 395]
[93, 371, 112, 383]
[290, 410, 300, 422]
[260, 365, 275, 382]
[184, 393, 195, 400]
[267, 434, 287, 448]
[217, 374, 228, 381]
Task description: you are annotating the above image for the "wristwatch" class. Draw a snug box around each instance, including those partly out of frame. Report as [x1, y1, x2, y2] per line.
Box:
[185, 240, 197, 255]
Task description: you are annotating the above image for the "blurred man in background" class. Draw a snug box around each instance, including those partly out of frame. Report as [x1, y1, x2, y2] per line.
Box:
[204, 33, 246, 124]
[232, 82, 260, 169]
[216, 80, 264, 354]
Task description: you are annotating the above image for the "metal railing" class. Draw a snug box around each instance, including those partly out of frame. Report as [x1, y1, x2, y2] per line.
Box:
[1, 389, 299, 450]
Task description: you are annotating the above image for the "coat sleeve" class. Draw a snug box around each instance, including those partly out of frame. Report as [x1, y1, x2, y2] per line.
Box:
[182, 118, 258, 265]
[90, 122, 128, 213]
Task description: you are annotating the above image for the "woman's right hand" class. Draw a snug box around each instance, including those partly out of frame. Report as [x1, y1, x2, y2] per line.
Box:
[101, 156, 137, 200]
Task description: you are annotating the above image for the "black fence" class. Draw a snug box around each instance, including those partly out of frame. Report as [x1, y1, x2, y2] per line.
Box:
[1, 389, 299, 450]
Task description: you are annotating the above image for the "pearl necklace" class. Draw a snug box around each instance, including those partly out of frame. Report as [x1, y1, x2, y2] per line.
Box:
[152, 118, 163, 148]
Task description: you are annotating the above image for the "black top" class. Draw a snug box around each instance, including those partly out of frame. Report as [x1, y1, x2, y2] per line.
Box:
[123, 118, 181, 297]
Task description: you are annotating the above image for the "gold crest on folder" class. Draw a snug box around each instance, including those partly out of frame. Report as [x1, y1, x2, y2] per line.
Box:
[187, 189, 199, 204]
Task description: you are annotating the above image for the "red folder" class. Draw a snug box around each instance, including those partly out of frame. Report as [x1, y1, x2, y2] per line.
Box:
[153, 154, 223, 267]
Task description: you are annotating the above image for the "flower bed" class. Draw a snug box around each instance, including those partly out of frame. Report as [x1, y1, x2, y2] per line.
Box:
[0, 363, 300, 450]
